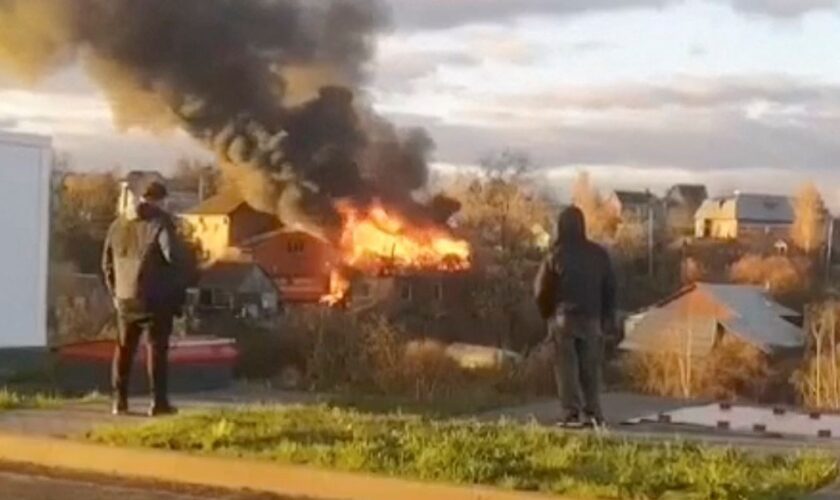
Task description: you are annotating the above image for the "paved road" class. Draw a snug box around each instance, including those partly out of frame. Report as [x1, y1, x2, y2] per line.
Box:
[0, 466, 287, 500]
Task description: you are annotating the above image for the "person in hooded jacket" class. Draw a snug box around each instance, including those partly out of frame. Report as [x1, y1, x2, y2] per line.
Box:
[102, 180, 193, 417]
[534, 206, 617, 427]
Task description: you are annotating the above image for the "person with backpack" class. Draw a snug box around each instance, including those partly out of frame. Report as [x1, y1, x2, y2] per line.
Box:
[102, 180, 195, 417]
[534, 206, 617, 427]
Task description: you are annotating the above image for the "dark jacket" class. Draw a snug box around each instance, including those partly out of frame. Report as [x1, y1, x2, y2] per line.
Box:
[534, 206, 617, 325]
[102, 203, 194, 316]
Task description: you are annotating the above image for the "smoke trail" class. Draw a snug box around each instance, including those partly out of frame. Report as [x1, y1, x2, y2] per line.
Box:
[0, 0, 432, 239]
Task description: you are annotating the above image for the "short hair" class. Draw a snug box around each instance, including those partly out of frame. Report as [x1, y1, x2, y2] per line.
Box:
[142, 181, 168, 201]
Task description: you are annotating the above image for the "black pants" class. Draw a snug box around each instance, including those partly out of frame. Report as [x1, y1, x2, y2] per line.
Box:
[112, 312, 173, 405]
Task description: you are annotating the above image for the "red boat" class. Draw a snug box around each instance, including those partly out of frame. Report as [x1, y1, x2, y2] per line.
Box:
[56, 336, 239, 394]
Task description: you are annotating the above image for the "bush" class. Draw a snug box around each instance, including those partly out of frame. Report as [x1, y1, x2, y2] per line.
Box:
[623, 336, 770, 401]
[795, 301, 840, 409]
[730, 254, 811, 296]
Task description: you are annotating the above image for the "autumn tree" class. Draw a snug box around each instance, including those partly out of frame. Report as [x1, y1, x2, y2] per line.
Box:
[791, 182, 827, 253]
[447, 151, 550, 348]
[51, 170, 120, 273]
[571, 171, 619, 242]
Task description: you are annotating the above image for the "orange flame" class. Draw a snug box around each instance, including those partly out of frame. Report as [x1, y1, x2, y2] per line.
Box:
[319, 200, 471, 305]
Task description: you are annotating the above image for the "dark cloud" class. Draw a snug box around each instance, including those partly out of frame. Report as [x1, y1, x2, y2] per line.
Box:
[382, 0, 670, 30]
[382, 0, 839, 30]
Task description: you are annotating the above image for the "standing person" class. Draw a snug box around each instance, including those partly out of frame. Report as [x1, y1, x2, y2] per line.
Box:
[102, 180, 190, 417]
[534, 206, 617, 427]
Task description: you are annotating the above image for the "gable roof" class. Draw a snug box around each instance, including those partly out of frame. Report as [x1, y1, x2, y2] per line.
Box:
[695, 193, 794, 223]
[183, 191, 247, 216]
[198, 261, 272, 290]
[667, 184, 708, 206]
[613, 190, 656, 207]
[621, 283, 803, 355]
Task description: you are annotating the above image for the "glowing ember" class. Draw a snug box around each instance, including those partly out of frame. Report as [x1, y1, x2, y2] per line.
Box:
[320, 269, 351, 306]
[319, 200, 471, 305]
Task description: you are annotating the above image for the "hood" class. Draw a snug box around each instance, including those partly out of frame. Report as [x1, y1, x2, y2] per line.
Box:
[557, 206, 587, 246]
[130, 202, 162, 222]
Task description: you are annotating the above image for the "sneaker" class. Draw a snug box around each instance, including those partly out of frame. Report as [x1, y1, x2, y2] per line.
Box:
[148, 403, 178, 417]
[557, 411, 582, 428]
[111, 399, 128, 416]
[582, 414, 607, 429]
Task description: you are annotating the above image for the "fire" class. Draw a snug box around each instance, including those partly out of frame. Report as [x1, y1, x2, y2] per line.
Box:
[320, 269, 350, 306]
[338, 201, 471, 271]
[319, 200, 471, 305]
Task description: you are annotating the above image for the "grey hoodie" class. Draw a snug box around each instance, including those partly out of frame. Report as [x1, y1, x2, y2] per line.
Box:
[102, 202, 188, 315]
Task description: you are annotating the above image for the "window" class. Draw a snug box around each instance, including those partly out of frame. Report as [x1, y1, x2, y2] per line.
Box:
[355, 282, 372, 298]
[400, 283, 413, 301]
[287, 238, 305, 254]
[434, 282, 444, 302]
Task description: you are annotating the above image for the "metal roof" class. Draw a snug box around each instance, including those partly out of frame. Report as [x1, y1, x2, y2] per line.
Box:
[621, 283, 804, 355]
[695, 193, 794, 223]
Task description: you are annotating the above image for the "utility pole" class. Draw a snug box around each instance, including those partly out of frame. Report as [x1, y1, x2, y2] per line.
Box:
[827, 217, 835, 286]
[647, 190, 654, 278]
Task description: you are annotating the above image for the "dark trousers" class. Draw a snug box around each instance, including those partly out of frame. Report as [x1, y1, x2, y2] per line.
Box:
[551, 315, 604, 418]
[112, 312, 173, 405]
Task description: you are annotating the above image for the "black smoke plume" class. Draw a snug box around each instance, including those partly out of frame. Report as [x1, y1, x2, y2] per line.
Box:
[0, 0, 434, 239]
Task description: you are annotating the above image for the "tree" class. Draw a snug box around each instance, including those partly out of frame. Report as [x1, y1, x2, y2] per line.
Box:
[446, 151, 550, 348]
[51, 171, 119, 273]
[791, 182, 827, 253]
[571, 171, 619, 242]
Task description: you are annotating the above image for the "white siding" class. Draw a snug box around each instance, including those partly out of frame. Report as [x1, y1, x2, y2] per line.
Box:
[0, 132, 51, 348]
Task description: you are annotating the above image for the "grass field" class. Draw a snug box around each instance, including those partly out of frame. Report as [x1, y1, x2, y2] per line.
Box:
[88, 406, 837, 499]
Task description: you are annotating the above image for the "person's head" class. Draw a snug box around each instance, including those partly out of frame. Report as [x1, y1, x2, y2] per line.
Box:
[556, 205, 587, 246]
[140, 181, 168, 207]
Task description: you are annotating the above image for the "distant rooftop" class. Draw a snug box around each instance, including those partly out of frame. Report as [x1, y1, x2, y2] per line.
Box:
[183, 190, 247, 216]
[695, 193, 794, 223]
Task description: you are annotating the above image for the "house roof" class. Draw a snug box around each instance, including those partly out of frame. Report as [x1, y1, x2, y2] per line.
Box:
[621, 283, 804, 355]
[198, 261, 268, 290]
[183, 191, 246, 216]
[667, 184, 708, 206]
[613, 190, 656, 206]
[695, 193, 794, 223]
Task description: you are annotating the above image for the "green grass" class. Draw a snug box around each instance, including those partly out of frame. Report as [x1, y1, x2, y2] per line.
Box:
[0, 388, 105, 411]
[88, 406, 837, 499]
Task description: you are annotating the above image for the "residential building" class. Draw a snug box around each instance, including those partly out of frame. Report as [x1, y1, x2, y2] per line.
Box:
[242, 229, 337, 303]
[621, 283, 803, 357]
[694, 193, 794, 240]
[606, 190, 660, 222]
[664, 184, 708, 236]
[181, 191, 277, 262]
[188, 261, 279, 320]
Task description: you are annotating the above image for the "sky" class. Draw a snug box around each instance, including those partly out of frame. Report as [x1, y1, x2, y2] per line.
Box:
[2, 0, 840, 205]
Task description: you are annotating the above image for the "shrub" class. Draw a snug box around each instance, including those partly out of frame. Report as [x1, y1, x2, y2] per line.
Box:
[795, 301, 840, 409]
[623, 336, 770, 400]
[730, 254, 811, 296]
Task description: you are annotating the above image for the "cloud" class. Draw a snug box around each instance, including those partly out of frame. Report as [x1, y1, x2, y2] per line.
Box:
[504, 76, 840, 111]
[383, 77, 840, 176]
[381, 0, 671, 30]
[374, 48, 480, 91]
[725, 0, 840, 17]
[381, 0, 840, 30]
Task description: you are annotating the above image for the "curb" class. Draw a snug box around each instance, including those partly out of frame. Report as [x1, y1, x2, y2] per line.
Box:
[0, 432, 561, 500]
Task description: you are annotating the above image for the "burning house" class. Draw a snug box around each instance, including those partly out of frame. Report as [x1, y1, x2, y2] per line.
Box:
[0, 0, 476, 319]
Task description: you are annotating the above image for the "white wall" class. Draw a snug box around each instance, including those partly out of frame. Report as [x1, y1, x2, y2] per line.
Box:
[0, 132, 51, 348]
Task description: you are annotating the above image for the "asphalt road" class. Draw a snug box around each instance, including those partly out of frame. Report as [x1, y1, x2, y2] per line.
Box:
[0, 465, 289, 500]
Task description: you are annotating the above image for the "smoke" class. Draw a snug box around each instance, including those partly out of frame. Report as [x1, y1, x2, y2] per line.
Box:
[0, 0, 434, 240]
